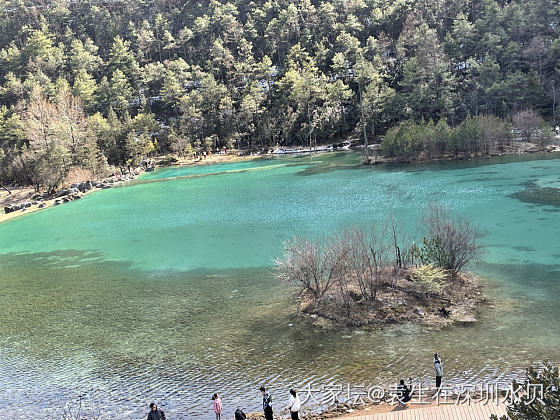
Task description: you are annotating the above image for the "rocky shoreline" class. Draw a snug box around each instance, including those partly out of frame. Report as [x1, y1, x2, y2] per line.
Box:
[1, 172, 139, 222]
[0, 153, 265, 223]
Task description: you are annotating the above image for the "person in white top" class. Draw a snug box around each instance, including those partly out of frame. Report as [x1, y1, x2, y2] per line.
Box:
[285, 388, 301, 420]
[434, 352, 444, 390]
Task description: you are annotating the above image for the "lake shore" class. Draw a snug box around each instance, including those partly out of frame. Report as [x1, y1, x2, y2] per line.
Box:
[0, 152, 269, 224]
[0, 174, 138, 225]
[2, 143, 560, 225]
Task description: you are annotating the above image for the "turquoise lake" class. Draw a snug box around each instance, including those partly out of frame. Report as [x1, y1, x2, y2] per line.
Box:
[0, 152, 559, 418]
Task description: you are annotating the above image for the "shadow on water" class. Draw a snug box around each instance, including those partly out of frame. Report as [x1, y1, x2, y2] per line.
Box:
[294, 151, 560, 177]
[130, 151, 560, 183]
[509, 180, 560, 207]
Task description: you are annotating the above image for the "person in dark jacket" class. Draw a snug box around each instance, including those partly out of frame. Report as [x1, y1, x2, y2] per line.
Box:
[397, 379, 411, 406]
[260, 386, 273, 420]
[147, 402, 166, 420]
[234, 408, 247, 420]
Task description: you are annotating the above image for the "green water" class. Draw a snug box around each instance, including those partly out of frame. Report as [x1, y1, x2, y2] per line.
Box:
[0, 152, 559, 419]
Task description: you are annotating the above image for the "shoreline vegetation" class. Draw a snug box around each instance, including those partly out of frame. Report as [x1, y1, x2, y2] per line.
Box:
[367, 111, 560, 164]
[274, 204, 485, 329]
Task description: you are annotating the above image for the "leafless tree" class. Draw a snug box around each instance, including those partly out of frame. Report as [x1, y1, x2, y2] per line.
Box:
[512, 109, 541, 143]
[54, 86, 90, 164]
[274, 234, 351, 298]
[422, 203, 483, 276]
[345, 225, 390, 302]
[24, 87, 58, 150]
[478, 114, 510, 152]
[388, 214, 411, 269]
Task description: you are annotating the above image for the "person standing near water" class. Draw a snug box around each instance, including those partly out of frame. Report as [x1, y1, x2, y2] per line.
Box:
[212, 393, 223, 420]
[285, 388, 301, 420]
[434, 353, 443, 390]
[147, 402, 166, 420]
[260, 386, 273, 420]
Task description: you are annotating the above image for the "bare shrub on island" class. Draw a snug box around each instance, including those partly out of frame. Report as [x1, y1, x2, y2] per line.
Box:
[421, 203, 483, 276]
[274, 235, 350, 298]
[345, 226, 390, 302]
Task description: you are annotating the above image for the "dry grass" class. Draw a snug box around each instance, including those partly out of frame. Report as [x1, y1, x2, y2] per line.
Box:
[0, 185, 36, 208]
[299, 269, 483, 329]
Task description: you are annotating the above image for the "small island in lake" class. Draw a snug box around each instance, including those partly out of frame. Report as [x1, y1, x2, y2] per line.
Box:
[275, 204, 485, 328]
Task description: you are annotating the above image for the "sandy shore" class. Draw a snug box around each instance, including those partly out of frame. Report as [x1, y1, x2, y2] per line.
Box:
[0, 186, 49, 224]
[1, 184, 108, 225]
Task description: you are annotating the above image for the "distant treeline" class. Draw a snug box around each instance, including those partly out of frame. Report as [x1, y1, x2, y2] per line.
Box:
[0, 0, 559, 186]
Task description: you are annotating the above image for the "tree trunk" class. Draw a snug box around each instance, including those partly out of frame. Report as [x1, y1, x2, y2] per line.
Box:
[0, 182, 11, 194]
[307, 103, 312, 152]
[553, 82, 556, 125]
[359, 81, 369, 162]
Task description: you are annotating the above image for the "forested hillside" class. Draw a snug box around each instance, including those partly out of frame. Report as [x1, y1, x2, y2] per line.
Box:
[0, 0, 559, 187]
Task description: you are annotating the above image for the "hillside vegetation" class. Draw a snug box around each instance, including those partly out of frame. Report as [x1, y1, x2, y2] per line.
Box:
[0, 0, 559, 186]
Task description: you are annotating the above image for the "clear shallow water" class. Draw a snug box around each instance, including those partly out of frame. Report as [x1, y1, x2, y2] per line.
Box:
[0, 152, 559, 418]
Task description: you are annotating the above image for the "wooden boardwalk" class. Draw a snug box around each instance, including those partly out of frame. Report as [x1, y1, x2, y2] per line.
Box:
[339, 403, 508, 420]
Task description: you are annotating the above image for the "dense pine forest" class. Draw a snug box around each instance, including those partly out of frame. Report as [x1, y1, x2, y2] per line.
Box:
[0, 0, 559, 189]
